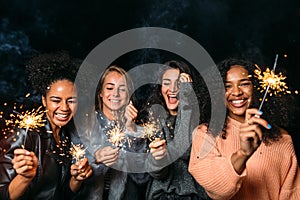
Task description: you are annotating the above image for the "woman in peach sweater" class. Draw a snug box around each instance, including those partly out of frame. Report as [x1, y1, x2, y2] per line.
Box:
[189, 58, 300, 199]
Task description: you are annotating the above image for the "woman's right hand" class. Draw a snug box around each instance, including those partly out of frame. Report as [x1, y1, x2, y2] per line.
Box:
[94, 146, 119, 166]
[149, 138, 167, 160]
[12, 149, 38, 180]
[239, 108, 271, 157]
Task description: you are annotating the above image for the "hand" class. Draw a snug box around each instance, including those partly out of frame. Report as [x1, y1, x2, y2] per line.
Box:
[125, 101, 138, 131]
[12, 149, 38, 180]
[94, 146, 119, 166]
[149, 138, 167, 160]
[179, 73, 192, 83]
[239, 108, 271, 157]
[70, 158, 92, 181]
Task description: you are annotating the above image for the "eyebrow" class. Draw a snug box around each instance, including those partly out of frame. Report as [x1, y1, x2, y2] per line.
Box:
[225, 78, 250, 83]
[50, 96, 77, 99]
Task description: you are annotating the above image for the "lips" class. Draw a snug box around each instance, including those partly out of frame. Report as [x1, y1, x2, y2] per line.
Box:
[55, 113, 70, 121]
[229, 99, 248, 108]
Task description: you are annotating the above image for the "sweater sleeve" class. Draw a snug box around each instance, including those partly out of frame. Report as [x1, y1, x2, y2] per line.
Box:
[279, 134, 300, 199]
[188, 125, 246, 200]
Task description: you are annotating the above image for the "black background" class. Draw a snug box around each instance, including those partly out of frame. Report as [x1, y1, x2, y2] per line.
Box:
[1, 0, 300, 156]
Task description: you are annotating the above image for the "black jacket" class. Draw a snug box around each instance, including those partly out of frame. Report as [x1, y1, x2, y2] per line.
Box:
[0, 119, 77, 200]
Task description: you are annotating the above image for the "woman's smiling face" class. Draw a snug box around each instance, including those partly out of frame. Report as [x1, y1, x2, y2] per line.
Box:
[161, 68, 180, 116]
[42, 79, 78, 130]
[225, 65, 253, 122]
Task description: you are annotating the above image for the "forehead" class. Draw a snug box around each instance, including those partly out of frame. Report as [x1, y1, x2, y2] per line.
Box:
[226, 65, 249, 81]
[162, 68, 180, 79]
[103, 71, 126, 85]
[47, 80, 77, 95]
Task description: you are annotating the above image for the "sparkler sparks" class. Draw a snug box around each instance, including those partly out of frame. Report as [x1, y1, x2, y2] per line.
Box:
[141, 111, 162, 141]
[107, 125, 125, 147]
[254, 54, 292, 111]
[6, 106, 46, 148]
[69, 142, 87, 163]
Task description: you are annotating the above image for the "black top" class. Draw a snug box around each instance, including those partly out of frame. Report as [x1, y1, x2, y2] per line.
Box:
[0, 119, 77, 200]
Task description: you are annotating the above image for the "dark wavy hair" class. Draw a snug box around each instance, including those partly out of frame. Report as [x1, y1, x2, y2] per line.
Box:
[137, 60, 208, 124]
[217, 58, 295, 143]
[26, 51, 80, 97]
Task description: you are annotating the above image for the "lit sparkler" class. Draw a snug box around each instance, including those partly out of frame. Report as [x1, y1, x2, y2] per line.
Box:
[69, 142, 87, 163]
[142, 111, 162, 141]
[254, 54, 290, 111]
[107, 125, 125, 147]
[6, 106, 46, 148]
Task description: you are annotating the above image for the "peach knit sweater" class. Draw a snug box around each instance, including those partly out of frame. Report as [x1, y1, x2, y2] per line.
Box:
[189, 117, 300, 200]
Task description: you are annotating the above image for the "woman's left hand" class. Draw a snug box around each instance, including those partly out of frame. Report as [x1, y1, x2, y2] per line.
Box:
[125, 101, 138, 131]
[179, 73, 192, 83]
[70, 157, 93, 181]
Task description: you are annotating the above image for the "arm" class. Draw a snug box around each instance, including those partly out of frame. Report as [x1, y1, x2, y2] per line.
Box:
[69, 158, 93, 193]
[279, 133, 300, 199]
[189, 125, 246, 200]
[8, 149, 38, 200]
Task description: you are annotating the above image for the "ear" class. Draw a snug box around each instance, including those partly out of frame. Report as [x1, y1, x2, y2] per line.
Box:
[42, 96, 46, 107]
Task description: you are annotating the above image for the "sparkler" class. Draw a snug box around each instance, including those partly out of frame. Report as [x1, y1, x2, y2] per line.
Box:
[106, 124, 125, 147]
[69, 142, 87, 163]
[254, 54, 290, 111]
[7, 106, 46, 148]
[142, 111, 162, 141]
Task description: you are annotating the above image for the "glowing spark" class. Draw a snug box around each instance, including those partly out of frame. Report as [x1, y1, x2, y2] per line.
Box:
[142, 111, 162, 141]
[254, 54, 290, 111]
[69, 142, 87, 163]
[6, 106, 46, 148]
[25, 93, 30, 98]
[107, 125, 125, 147]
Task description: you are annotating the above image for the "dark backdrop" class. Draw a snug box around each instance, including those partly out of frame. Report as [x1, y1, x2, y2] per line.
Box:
[1, 0, 299, 155]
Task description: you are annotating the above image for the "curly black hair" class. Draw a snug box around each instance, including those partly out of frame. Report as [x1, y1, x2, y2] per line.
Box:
[26, 51, 81, 97]
[217, 58, 295, 143]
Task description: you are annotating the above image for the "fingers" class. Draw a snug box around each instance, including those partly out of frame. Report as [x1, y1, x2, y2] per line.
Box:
[125, 101, 138, 122]
[179, 73, 192, 83]
[71, 158, 93, 180]
[245, 108, 271, 130]
[95, 147, 119, 164]
[12, 149, 37, 177]
[149, 139, 167, 160]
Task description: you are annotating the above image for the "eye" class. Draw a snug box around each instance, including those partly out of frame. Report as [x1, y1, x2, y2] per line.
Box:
[240, 81, 251, 87]
[68, 99, 78, 104]
[225, 84, 232, 90]
[51, 99, 61, 103]
[162, 81, 170, 86]
[106, 87, 113, 90]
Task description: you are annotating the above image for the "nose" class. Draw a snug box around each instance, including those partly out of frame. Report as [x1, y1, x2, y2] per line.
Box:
[61, 101, 70, 111]
[112, 88, 120, 97]
[170, 81, 179, 92]
[231, 85, 242, 96]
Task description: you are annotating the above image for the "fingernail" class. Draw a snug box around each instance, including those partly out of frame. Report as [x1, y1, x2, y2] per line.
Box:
[267, 124, 272, 129]
[258, 110, 263, 115]
[26, 151, 30, 155]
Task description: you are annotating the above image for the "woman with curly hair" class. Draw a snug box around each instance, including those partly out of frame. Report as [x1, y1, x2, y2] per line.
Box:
[140, 60, 209, 200]
[189, 58, 300, 199]
[0, 51, 92, 200]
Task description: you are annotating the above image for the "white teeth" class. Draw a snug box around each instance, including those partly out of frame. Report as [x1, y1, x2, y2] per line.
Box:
[232, 100, 244, 104]
[56, 114, 68, 118]
[168, 95, 177, 98]
[110, 100, 120, 103]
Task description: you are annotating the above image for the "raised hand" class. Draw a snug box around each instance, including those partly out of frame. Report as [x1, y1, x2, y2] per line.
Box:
[149, 138, 167, 160]
[94, 146, 119, 166]
[239, 108, 271, 157]
[12, 149, 38, 180]
[124, 101, 138, 131]
[179, 73, 192, 83]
